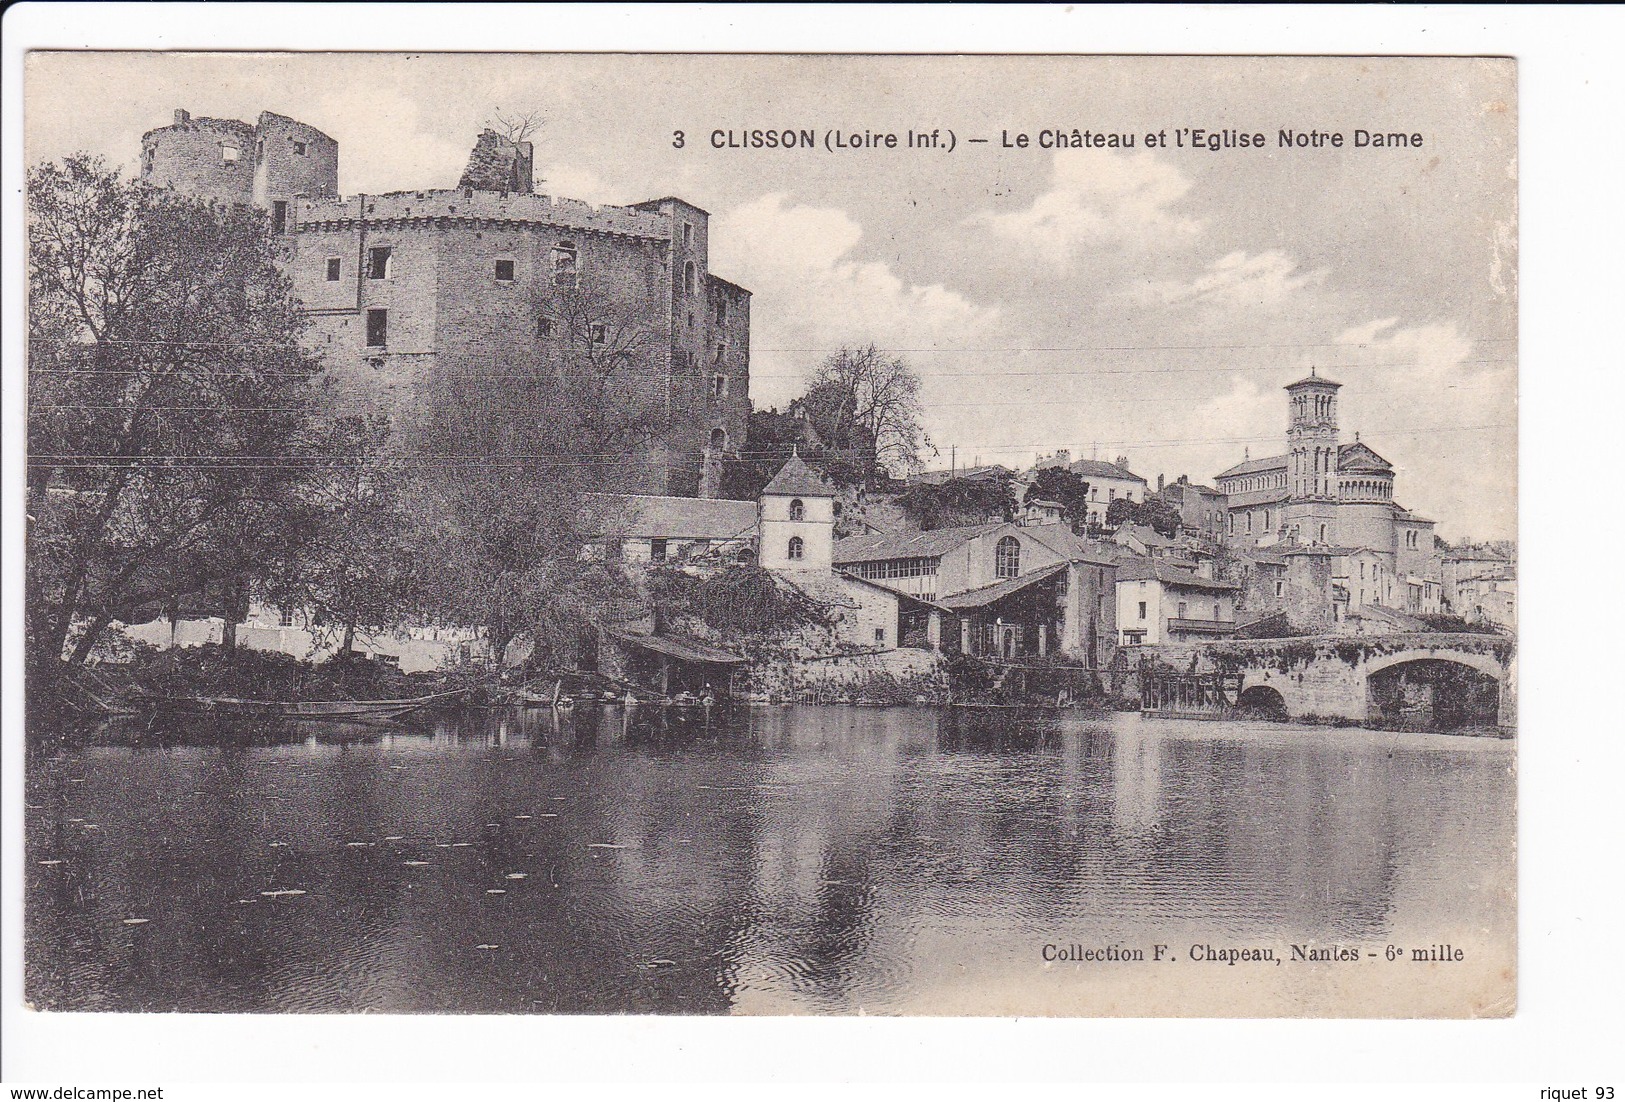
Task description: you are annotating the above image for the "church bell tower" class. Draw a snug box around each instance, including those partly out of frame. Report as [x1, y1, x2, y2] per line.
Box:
[1286, 368, 1342, 502]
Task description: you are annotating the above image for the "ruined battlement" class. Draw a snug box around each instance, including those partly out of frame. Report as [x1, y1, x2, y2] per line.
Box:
[295, 189, 672, 240]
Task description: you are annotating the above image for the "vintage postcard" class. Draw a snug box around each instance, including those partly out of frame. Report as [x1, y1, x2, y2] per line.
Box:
[21, 52, 1516, 1020]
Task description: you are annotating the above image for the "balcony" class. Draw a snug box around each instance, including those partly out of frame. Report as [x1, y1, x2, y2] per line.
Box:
[1167, 617, 1237, 636]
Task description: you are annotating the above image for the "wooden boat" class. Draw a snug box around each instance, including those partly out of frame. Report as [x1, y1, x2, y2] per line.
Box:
[147, 687, 466, 721]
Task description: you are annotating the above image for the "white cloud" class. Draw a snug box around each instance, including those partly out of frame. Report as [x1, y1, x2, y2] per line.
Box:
[1143, 250, 1326, 310]
[711, 194, 1000, 405]
[537, 164, 632, 207]
[970, 150, 1204, 266]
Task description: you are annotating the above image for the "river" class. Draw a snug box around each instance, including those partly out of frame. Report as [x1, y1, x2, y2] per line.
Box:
[24, 705, 1515, 1016]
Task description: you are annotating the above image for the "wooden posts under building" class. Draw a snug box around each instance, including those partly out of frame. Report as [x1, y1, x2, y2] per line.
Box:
[1140, 669, 1243, 718]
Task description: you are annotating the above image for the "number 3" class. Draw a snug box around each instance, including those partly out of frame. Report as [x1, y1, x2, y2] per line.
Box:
[672, 131, 685, 149]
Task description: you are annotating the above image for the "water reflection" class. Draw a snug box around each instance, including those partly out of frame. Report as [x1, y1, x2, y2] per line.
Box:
[25, 706, 1514, 1015]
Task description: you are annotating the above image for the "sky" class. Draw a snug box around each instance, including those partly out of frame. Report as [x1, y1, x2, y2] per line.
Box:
[25, 53, 1517, 539]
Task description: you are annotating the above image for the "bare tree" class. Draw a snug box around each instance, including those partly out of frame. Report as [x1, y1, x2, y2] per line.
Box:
[798, 344, 931, 484]
[490, 107, 544, 145]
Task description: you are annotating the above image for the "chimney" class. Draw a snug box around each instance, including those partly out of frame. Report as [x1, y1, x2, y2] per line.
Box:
[1156, 474, 1165, 492]
[1056, 449, 1070, 463]
[174, 108, 191, 125]
[1115, 455, 1129, 471]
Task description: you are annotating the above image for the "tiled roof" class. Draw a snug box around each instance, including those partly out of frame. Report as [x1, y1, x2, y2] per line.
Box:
[832, 522, 1005, 564]
[911, 464, 1012, 485]
[1115, 560, 1239, 591]
[938, 562, 1070, 610]
[1067, 458, 1147, 483]
[762, 452, 835, 497]
[1020, 525, 1118, 566]
[1216, 453, 1288, 479]
[584, 494, 757, 540]
[1117, 522, 1174, 547]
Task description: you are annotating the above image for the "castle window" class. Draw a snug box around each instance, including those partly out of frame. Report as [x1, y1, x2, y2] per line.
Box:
[715, 299, 727, 324]
[710, 428, 727, 451]
[590, 323, 606, 345]
[788, 536, 804, 561]
[789, 498, 805, 521]
[293, 140, 307, 156]
[221, 145, 240, 164]
[712, 374, 728, 397]
[271, 201, 288, 235]
[1275, 580, 1284, 598]
[684, 261, 696, 295]
[683, 222, 694, 247]
[325, 257, 341, 282]
[715, 343, 726, 364]
[368, 247, 392, 280]
[494, 259, 515, 282]
[995, 536, 1021, 579]
[552, 244, 577, 288]
[537, 316, 553, 338]
[365, 309, 387, 348]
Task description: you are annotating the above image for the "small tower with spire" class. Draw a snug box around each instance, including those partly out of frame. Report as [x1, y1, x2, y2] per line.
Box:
[757, 449, 836, 573]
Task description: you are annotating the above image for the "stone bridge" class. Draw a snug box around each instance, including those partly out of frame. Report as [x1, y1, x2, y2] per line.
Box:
[1157, 633, 1517, 728]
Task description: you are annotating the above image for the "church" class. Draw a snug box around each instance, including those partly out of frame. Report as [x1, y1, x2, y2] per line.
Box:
[1214, 371, 1440, 591]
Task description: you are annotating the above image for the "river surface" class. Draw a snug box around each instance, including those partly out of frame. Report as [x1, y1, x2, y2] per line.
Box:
[25, 705, 1515, 1016]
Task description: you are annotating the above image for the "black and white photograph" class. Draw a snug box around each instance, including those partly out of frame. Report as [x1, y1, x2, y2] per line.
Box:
[19, 47, 1520, 1028]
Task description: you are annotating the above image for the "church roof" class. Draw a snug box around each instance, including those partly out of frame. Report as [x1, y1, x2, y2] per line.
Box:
[1285, 370, 1342, 389]
[1216, 453, 1288, 480]
[1337, 440, 1393, 472]
[762, 452, 835, 497]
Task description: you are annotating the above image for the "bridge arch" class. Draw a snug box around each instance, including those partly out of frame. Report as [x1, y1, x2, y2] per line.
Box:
[1235, 684, 1288, 720]
[1363, 651, 1505, 730]
[1362, 647, 1506, 683]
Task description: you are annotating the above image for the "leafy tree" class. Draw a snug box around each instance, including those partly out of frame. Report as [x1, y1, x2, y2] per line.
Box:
[1106, 495, 1183, 539]
[406, 282, 662, 666]
[27, 155, 326, 678]
[899, 473, 1016, 531]
[261, 416, 421, 657]
[1023, 467, 1092, 530]
[720, 408, 863, 501]
[798, 344, 930, 484]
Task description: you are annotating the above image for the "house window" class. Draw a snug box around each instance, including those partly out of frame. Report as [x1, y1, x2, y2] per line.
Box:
[494, 259, 515, 282]
[789, 498, 805, 521]
[650, 538, 668, 563]
[1108, 487, 1117, 502]
[712, 374, 728, 397]
[279, 607, 295, 628]
[1177, 601, 1188, 618]
[1138, 601, 1147, 620]
[221, 145, 240, 164]
[365, 309, 387, 348]
[1214, 602, 1222, 620]
[537, 316, 554, 338]
[1275, 580, 1284, 598]
[590, 323, 606, 345]
[684, 261, 696, 295]
[1319, 524, 1328, 543]
[325, 257, 341, 281]
[788, 536, 804, 561]
[271, 200, 288, 235]
[552, 243, 577, 288]
[874, 627, 885, 644]
[995, 536, 1021, 579]
[368, 246, 392, 280]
